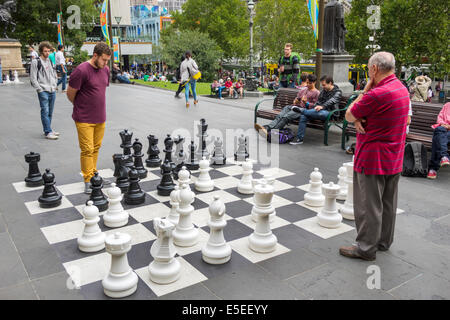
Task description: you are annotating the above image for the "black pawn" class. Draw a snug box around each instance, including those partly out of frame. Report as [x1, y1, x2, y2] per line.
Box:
[163, 134, 176, 172]
[145, 134, 161, 168]
[132, 138, 148, 179]
[116, 156, 130, 193]
[38, 169, 62, 208]
[124, 168, 146, 205]
[86, 172, 108, 212]
[185, 140, 199, 171]
[119, 129, 134, 167]
[24, 152, 43, 187]
[157, 159, 175, 196]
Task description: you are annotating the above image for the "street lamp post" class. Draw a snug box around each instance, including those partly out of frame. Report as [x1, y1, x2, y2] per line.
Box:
[246, 0, 256, 91]
[115, 16, 122, 70]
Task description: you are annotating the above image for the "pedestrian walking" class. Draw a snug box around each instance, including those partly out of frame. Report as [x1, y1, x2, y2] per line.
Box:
[180, 51, 199, 108]
[55, 45, 67, 92]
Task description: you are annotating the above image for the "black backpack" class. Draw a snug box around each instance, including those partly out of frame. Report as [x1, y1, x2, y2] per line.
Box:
[402, 142, 428, 177]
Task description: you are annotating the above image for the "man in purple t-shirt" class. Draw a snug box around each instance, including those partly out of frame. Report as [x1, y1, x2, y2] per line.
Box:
[66, 42, 112, 194]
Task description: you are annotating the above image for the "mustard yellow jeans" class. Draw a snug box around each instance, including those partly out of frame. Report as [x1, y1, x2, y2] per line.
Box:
[75, 122, 106, 182]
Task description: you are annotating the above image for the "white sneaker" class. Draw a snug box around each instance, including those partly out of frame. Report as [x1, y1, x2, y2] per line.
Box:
[45, 132, 59, 140]
[52, 131, 60, 136]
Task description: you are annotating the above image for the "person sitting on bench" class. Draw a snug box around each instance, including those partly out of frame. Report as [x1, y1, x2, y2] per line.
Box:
[427, 102, 450, 179]
[255, 74, 320, 137]
[290, 75, 342, 145]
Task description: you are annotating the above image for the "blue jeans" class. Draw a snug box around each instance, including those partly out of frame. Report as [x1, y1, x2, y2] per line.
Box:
[117, 75, 131, 84]
[185, 79, 197, 102]
[38, 91, 56, 135]
[429, 126, 450, 171]
[217, 86, 226, 98]
[57, 65, 67, 90]
[297, 109, 330, 140]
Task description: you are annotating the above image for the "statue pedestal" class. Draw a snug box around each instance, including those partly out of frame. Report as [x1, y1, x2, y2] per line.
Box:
[314, 54, 355, 96]
[0, 39, 26, 76]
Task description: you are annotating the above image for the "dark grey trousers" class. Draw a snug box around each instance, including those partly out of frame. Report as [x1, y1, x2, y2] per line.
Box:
[267, 105, 301, 130]
[353, 171, 401, 259]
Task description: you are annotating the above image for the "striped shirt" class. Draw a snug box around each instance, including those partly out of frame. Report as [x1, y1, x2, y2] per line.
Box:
[351, 74, 410, 175]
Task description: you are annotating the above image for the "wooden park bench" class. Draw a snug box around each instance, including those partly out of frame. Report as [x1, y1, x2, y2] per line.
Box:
[341, 101, 449, 152]
[254, 87, 358, 146]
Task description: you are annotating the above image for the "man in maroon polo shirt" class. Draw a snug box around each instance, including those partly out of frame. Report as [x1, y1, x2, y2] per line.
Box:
[340, 52, 410, 261]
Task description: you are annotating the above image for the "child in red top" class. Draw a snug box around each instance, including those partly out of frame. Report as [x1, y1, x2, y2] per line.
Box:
[235, 79, 244, 98]
[225, 77, 234, 97]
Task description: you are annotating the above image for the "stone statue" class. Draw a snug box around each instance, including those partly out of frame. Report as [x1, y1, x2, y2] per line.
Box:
[0, 0, 17, 39]
[323, 0, 347, 55]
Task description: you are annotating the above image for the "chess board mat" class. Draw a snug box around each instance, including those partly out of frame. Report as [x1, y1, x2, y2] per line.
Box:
[12, 160, 404, 299]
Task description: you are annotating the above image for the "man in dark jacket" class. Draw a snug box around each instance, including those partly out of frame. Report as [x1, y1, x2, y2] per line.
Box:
[174, 54, 186, 98]
[290, 75, 342, 145]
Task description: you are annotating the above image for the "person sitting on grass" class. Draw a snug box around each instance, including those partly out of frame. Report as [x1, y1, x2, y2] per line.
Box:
[427, 102, 450, 179]
[117, 71, 135, 85]
[225, 77, 234, 98]
[235, 79, 244, 98]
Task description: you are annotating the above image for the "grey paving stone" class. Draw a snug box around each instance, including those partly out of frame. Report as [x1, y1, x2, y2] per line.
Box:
[31, 271, 85, 300]
[0, 233, 29, 289]
[159, 283, 220, 300]
[0, 281, 37, 300]
[19, 244, 64, 280]
[0, 212, 7, 234]
[389, 273, 450, 300]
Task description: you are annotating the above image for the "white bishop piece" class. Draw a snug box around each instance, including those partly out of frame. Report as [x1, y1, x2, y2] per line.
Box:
[202, 196, 232, 264]
[102, 232, 138, 298]
[339, 161, 354, 220]
[173, 184, 199, 247]
[304, 168, 325, 207]
[317, 182, 342, 228]
[248, 178, 278, 253]
[103, 183, 129, 228]
[167, 185, 180, 226]
[237, 159, 254, 194]
[195, 156, 214, 192]
[148, 218, 181, 284]
[336, 166, 348, 201]
[251, 175, 276, 223]
[78, 201, 106, 252]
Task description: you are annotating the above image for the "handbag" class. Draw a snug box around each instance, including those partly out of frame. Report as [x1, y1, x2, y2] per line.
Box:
[188, 65, 201, 80]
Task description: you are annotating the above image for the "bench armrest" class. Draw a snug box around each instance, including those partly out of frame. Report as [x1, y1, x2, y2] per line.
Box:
[254, 98, 276, 123]
[325, 93, 359, 122]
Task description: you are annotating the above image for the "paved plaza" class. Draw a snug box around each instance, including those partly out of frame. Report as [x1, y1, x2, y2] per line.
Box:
[0, 82, 449, 300]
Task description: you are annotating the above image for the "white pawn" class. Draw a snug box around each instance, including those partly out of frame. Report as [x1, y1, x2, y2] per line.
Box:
[173, 184, 198, 247]
[317, 182, 342, 228]
[251, 175, 276, 222]
[336, 166, 348, 201]
[13, 70, 22, 84]
[237, 159, 254, 194]
[178, 166, 191, 185]
[167, 185, 180, 226]
[339, 161, 355, 220]
[78, 201, 105, 252]
[195, 156, 214, 192]
[248, 178, 278, 253]
[304, 168, 325, 207]
[5, 74, 11, 84]
[104, 183, 129, 228]
[202, 196, 232, 264]
[148, 218, 181, 284]
[102, 232, 138, 298]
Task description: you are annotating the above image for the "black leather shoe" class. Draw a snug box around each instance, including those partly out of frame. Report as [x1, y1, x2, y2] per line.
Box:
[339, 245, 376, 261]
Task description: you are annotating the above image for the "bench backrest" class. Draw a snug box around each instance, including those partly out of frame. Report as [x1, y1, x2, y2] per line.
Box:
[409, 102, 443, 135]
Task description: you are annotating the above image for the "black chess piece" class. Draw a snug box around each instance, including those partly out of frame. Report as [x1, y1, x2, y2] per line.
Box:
[173, 135, 184, 165]
[195, 118, 209, 160]
[186, 140, 199, 170]
[145, 134, 161, 168]
[86, 172, 108, 212]
[163, 134, 176, 172]
[245, 135, 250, 159]
[124, 168, 146, 205]
[211, 137, 226, 165]
[157, 159, 175, 196]
[24, 152, 43, 187]
[112, 153, 123, 178]
[119, 129, 134, 167]
[132, 138, 148, 179]
[116, 155, 131, 193]
[173, 147, 187, 181]
[38, 169, 62, 208]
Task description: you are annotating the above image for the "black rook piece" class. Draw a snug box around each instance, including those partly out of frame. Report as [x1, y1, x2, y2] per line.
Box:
[195, 118, 209, 160]
[146, 134, 162, 168]
[132, 138, 148, 179]
[24, 152, 44, 187]
[124, 168, 146, 205]
[157, 159, 175, 196]
[38, 169, 62, 208]
[86, 172, 108, 212]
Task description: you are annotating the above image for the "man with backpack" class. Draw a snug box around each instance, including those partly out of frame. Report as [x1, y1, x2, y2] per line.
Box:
[30, 41, 58, 140]
[278, 43, 300, 88]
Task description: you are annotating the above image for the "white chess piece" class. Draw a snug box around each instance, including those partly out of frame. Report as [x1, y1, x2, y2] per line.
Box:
[148, 218, 181, 284]
[237, 159, 254, 194]
[102, 232, 138, 298]
[195, 156, 214, 192]
[251, 175, 276, 222]
[13, 70, 22, 84]
[336, 166, 348, 201]
[339, 161, 354, 220]
[202, 196, 232, 264]
[317, 182, 342, 228]
[167, 185, 180, 226]
[248, 178, 278, 253]
[304, 168, 325, 207]
[103, 183, 129, 228]
[5, 74, 11, 84]
[77, 201, 106, 252]
[178, 166, 191, 185]
[173, 184, 199, 247]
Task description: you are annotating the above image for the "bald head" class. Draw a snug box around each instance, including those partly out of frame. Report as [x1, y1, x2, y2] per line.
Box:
[368, 52, 396, 73]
